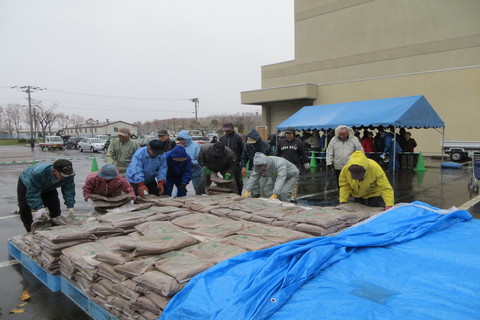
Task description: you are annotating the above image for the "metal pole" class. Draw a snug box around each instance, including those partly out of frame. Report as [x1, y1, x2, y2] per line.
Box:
[189, 98, 199, 129]
[27, 86, 34, 141]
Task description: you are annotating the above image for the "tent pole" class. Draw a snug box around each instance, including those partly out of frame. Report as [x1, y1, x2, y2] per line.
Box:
[441, 127, 445, 161]
[393, 125, 397, 172]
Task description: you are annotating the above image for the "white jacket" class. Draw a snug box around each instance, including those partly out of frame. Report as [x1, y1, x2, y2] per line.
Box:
[326, 125, 364, 170]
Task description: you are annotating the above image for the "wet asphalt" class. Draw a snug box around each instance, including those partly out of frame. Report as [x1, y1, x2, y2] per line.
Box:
[0, 145, 478, 319]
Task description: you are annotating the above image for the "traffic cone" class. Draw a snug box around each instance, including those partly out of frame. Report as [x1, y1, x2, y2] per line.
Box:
[91, 157, 99, 172]
[413, 152, 426, 171]
[415, 170, 426, 185]
[310, 151, 318, 168]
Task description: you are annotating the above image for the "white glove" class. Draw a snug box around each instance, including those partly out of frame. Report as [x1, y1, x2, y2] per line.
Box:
[67, 208, 75, 216]
[304, 163, 310, 170]
[33, 208, 48, 221]
[87, 198, 94, 204]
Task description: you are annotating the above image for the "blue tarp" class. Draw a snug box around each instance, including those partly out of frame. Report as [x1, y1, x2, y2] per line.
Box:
[276, 95, 445, 131]
[161, 202, 480, 320]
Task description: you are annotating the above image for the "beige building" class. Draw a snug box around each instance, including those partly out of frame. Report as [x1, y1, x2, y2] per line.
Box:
[241, 0, 480, 155]
[63, 121, 138, 138]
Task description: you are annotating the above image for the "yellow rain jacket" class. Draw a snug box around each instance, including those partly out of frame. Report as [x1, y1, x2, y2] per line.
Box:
[339, 151, 394, 206]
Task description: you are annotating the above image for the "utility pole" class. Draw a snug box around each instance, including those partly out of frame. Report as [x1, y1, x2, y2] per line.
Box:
[11, 85, 46, 140]
[189, 98, 199, 128]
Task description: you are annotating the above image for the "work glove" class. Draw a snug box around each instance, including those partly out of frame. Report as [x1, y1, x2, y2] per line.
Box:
[67, 208, 75, 216]
[178, 183, 187, 194]
[224, 173, 232, 181]
[385, 206, 392, 210]
[32, 208, 48, 221]
[304, 163, 310, 170]
[269, 194, 278, 200]
[326, 164, 333, 171]
[242, 191, 251, 198]
[138, 181, 148, 198]
[202, 167, 212, 175]
[157, 180, 165, 196]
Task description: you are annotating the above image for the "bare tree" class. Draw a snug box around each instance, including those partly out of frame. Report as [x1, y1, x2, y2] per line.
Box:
[5, 104, 24, 138]
[0, 106, 4, 132]
[56, 113, 71, 136]
[4, 119, 15, 138]
[70, 114, 85, 136]
[32, 100, 59, 140]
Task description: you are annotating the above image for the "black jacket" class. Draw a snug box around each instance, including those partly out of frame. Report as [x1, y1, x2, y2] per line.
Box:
[240, 129, 272, 169]
[198, 145, 236, 175]
[163, 138, 177, 153]
[275, 137, 308, 169]
[219, 131, 244, 163]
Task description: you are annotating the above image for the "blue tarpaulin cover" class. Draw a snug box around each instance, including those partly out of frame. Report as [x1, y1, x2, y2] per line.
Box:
[161, 202, 480, 320]
[276, 95, 445, 131]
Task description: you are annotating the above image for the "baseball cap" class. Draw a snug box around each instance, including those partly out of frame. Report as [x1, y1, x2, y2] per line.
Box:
[348, 165, 366, 180]
[118, 127, 130, 137]
[222, 122, 234, 130]
[53, 159, 75, 177]
[158, 129, 168, 136]
[211, 142, 225, 156]
[284, 127, 295, 133]
[148, 139, 164, 155]
[97, 164, 119, 179]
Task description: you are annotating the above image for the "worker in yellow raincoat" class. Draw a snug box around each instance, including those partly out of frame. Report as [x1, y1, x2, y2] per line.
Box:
[338, 150, 394, 210]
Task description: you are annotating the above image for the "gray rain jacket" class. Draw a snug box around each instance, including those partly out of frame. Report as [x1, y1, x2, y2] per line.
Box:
[244, 153, 299, 197]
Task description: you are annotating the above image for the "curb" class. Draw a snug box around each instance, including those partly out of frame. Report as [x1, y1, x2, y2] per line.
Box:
[0, 157, 106, 166]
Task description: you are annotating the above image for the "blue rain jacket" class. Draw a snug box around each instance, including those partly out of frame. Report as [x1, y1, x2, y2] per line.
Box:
[126, 146, 167, 184]
[165, 145, 192, 184]
[177, 130, 201, 166]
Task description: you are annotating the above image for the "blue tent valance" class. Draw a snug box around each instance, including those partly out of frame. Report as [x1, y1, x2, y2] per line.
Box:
[276, 95, 445, 131]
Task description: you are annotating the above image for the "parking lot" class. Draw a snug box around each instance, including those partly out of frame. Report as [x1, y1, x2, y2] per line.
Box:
[0, 144, 478, 319]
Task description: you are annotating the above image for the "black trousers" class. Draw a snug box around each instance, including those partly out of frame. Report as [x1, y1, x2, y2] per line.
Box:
[17, 178, 61, 232]
[353, 196, 385, 207]
[233, 165, 243, 195]
[130, 181, 160, 196]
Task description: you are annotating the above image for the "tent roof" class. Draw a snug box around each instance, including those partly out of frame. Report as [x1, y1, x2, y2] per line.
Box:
[277, 95, 445, 131]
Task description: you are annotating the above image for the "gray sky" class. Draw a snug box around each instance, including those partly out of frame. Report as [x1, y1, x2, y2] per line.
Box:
[0, 0, 293, 123]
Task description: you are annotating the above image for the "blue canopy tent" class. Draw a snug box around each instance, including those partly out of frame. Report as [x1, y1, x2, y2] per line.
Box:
[276, 95, 444, 131]
[276, 95, 445, 170]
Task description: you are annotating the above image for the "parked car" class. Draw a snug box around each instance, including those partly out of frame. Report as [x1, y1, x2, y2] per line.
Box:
[103, 135, 118, 151]
[65, 137, 83, 150]
[192, 136, 210, 144]
[95, 135, 110, 142]
[138, 135, 157, 147]
[78, 138, 105, 153]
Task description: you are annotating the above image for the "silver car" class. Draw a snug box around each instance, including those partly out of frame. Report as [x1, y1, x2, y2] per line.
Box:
[78, 138, 105, 153]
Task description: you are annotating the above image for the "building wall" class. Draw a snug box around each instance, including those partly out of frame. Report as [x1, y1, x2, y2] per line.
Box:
[242, 0, 480, 155]
[64, 122, 138, 137]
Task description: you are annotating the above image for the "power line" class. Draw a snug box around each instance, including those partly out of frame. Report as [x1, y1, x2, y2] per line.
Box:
[45, 89, 191, 101]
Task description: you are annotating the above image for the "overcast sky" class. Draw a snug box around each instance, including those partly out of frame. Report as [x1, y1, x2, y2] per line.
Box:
[0, 0, 294, 123]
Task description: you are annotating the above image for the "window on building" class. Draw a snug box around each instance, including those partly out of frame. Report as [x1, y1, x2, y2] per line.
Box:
[114, 127, 118, 132]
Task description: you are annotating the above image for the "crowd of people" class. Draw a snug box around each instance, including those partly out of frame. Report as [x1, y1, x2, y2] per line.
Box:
[17, 123, 417, 232]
